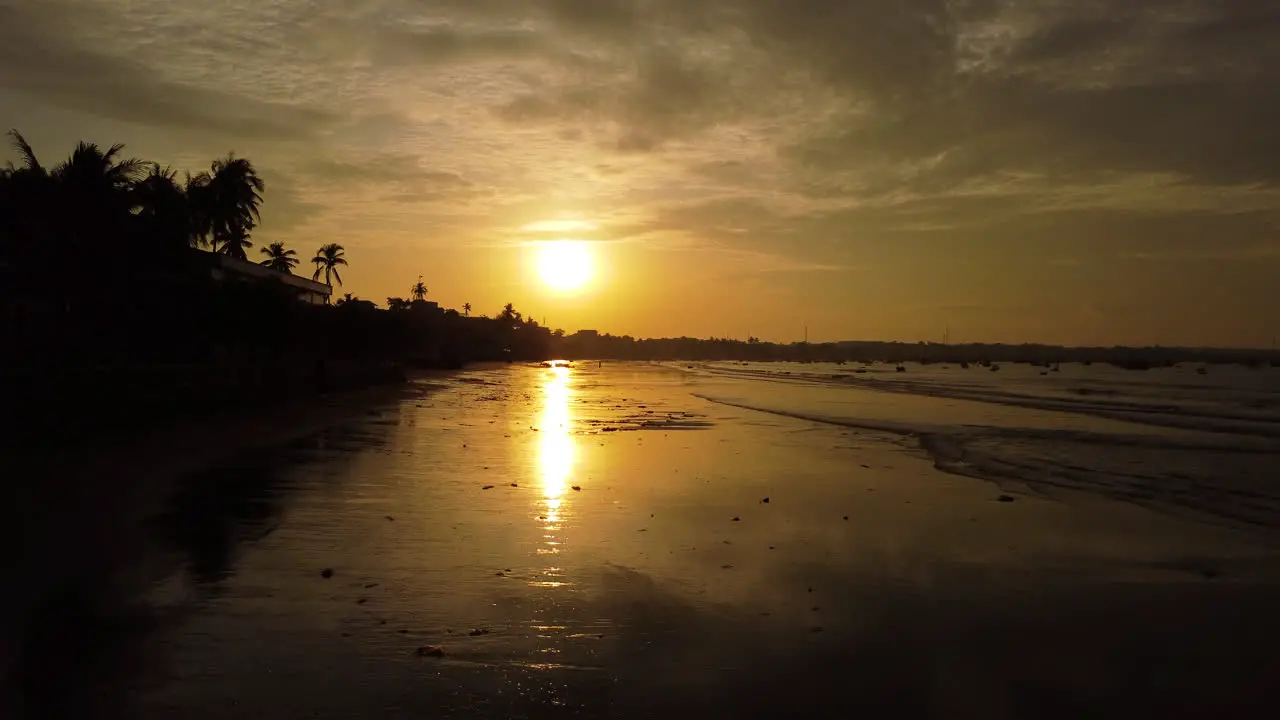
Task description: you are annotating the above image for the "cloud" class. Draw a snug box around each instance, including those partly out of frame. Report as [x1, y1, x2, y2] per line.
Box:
[0, 1, 338, 141]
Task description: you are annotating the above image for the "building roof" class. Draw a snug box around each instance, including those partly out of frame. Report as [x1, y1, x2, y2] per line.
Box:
[211, 254, 332, 296]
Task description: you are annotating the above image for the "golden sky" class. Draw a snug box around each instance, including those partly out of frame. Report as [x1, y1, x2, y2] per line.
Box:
[3, 0, 1279, 347]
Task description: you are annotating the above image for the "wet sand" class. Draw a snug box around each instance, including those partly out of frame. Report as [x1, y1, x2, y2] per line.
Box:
[10, 363, 1280, 718]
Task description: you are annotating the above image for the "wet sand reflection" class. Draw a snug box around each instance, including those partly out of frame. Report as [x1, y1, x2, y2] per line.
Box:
[534, 365, 574, 588]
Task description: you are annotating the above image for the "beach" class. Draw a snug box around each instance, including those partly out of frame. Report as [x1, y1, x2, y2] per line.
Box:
[10, 361, 1280, 718]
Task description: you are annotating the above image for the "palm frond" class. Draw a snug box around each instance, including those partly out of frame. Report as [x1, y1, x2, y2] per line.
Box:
[7, 130, 42, 172]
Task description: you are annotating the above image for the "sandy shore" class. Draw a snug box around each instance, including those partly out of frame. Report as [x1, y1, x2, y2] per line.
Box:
[9, 362, 1280, 718]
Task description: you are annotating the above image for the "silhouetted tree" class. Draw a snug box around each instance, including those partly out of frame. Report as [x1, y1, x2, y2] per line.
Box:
[133, 164, 192, 258]
[411, 276, 428, 301]
[1, 130, 54, 261]
[52, 140, 145, 248]
[218, 228, 252, 260]
[259, 242, 298, 273]
[311, 243, 347, 293]
[387, 297, 410, 311]
[463, 302, 471, 316]
[191, 154, 263, 255]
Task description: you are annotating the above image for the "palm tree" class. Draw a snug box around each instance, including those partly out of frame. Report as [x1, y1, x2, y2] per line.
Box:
[52, 140, 145, 242]
[311, 243, 347, 293]
[259, 241, 298, 273]
[191, 154, 263, 254]
[463, 302, 471, 316]
[218, 228, 252, 260]
[1, 131, 54, 255]
[133, 164, 191, 257]
[411, 276, 428, 301]
[387, 297, 410, 311]
[336, 292, 354, 307]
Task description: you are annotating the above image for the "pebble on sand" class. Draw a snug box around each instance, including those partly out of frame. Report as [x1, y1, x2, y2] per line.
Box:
[469, 628, 491, 637]
[482, 485, 495, 490]
[320, 568, 334, 579]
[761, 497, 770, 503]
[414, 646, 445, 658]
[510, 483, 518, 487]
[842, 516, 849, 521]
[384, 515, 395, 521]
[571, 485, 582, 492]
[731, 516, 741, 522]
[996, 495, 1016, 503]
[495, 571, 506, 577]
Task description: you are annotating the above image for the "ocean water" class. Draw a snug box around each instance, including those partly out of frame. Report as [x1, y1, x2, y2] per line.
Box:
[685, 361, 1280, 530]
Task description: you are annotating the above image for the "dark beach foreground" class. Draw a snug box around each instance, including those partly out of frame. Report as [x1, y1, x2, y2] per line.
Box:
[6, 363, 1280, 719]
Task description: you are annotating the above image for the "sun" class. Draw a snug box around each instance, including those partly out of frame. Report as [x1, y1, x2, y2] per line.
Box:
[536, 241, 594, 292]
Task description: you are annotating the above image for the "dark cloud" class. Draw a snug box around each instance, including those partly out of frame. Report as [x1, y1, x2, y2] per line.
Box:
[0, 1, 337, 141]
[369, 25, 550, 66]
[467, 0, 1280, 191]
[299, 155, 485, 204]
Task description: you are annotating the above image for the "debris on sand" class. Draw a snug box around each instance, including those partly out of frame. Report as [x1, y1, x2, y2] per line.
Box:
[731, 516, 741, 522]
[721, 564, 734, 570]
[996, 495, 1016, 503]
[761, 497, 770, 504]
[468, 628, 491, 637]
[842, 516, 849, 521]
[482, 485, 495, 490]
[398, 629, 409, 634]
[495, 571, 506, 577]
[571, 485, 582, 492]
[414, 645, 445, 658]
[364, 583, 379, 589]
[320, 568, 334, 579]
[385, 515, 395, 521]
[768, 546, 775, 550]
[860, 464, 871, 469]
[510, 483, 519, 487]
[357, 598, 367, 605]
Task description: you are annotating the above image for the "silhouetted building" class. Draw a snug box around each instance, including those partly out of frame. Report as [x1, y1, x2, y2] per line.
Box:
[208, 255, 331, 304]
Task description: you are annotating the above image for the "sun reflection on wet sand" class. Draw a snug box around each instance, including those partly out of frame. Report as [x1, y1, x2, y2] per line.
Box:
[533, 365, 575, 587]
